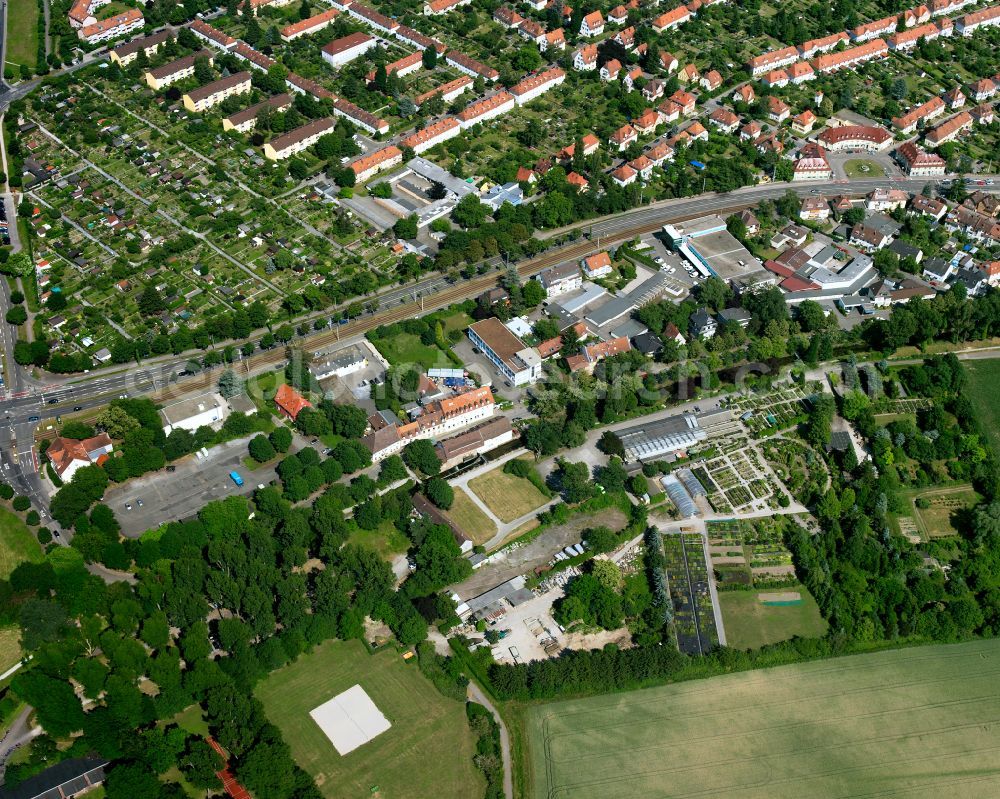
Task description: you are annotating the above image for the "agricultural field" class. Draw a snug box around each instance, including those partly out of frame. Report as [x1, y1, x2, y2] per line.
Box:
[468, 460, 550, 524]
[963, 359, 1000, 454]
[662, 532, 718, 655]
[256, 639, 482, 799]
[444, 488, 496, 546]
[526, 639, 1000, 799]
[718, 586, 827, 650]
[0, 506, 43, 580]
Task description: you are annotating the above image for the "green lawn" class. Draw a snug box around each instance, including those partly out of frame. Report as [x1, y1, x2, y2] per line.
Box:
[527, 639, 1000, 799]
[370, 332, 449, 369]
[963, 359, 1000, 454]
[256, 639, 482, 799]
[843, 159, 886, 178]
[444, 487, 496, 545]
[6, 0, 39, 72]
[346, 519, 409, 560]
[718, 585, 827, 651]
[0, 507, 43, 580]
[468, 460, 550, 524]
[168, 703, 210, 739]
[0, 627, 23, 675]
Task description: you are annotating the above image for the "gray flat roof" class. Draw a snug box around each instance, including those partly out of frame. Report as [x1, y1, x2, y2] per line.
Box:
[585, 272, 669, 328]
[685, 229, 768, 283]
[159, 393, 222, 424]
[554, 282, 606, 314]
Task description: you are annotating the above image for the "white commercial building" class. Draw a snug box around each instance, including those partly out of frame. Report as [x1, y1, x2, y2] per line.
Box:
[160, 393, 227, 434]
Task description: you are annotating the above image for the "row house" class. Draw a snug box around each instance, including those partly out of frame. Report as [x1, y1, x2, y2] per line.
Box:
[798, 32, 848, 58]
[80, 9, 143, 43]
[925, 111, 972, 146]
[892, 95, 945, 133]
[280, 8, 339, 41]
[457, 91, 516, 128]
[400, 118, 460, 154]
[746, 45, 799, 77]
[956, 4, 1000, 35]
[446, 50, 500, 81]
[849, 16, 897, 41]
[894, 142, 947, 176]
[493, 5, 524, 28]
[886, 18, 952, 51]
[182, 72, 252, 112]
[902, 4, 931, 26]
[811, 38, 889, 73]
[413, 75, 472, 108]
[946, 204, 1000, 244]
[264, 118, 336, 160]
[511, 67, 566, 105]
[333, 99, 389, 135]
[424, 0, 471, 14]
[929, 0, 977, 16]
[110, 30, 171, 66]
[788, 62, 816, 83]
[572, 43, 598, 70]
[349, 145, 403, 182]
[189, 19, 237, 50]
[652, 6, 691, 32]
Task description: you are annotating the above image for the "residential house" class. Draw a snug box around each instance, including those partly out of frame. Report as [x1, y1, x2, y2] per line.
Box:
[274, 383, 312, 420]
[799, 196, 830, 221]
[894, 141, 947, 176]
[47, 434, 114, 482]
[791, 109, 816, 134]
[579, 9, 604, 35]
[582, 251, 613, 278]
[609, 123, 638, 151]
[767, 95, 790, 123]
[600, 58, 623, 81]
[689, 308, 718, 339]
[709, 107, 740, 134]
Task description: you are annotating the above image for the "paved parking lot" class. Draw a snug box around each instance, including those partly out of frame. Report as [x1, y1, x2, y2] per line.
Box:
[106, 436, 288, 537]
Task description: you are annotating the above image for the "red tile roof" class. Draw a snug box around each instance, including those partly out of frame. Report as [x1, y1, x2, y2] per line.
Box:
[274, 383, 312, 419]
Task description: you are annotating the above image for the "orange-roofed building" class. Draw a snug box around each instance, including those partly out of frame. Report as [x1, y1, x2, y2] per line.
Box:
[582, 251, 613, 278]
[274, 383, 312, 420]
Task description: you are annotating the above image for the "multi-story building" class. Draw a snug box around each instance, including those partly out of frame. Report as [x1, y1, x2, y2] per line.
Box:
[190, 19, 238, 49]
[110, 30, 171, 66]
[746, 45, 799, 77]
[468, 319, 543, 385]
[144, 50, 214, 91]
[925, 111, 973, 146]
[333, 98, 389, 135]
[363, 386, 497, 461]
[892, 96, 946, 133]
[414, 76, 472, 108]
[263, 118, 336, 160]
[894, 142, 947, 176]
[812, 39, 888, 73]
[434, 417, 514, 470]
[652, 6, 691, 32]
[79, 9, 144, 43]
[322, 31, 377, 67]
[182, 72, 252, 112]
[535, 262, 582, 296]
[424, 0, 471, 13]
[366, 52, 423, 84]
[579, 10, 605, 36]
[956, 4, 1000, 35]
[457, 91, 516, 128]
[400, 118, 460, 153]
[446, 50, 500, 81]
[511, 67, 566, 105]
[222, 94, 292, 133]
[69, 0, 108, 27]
[817, 125, 893, 152]
[350, 145, 404, 182]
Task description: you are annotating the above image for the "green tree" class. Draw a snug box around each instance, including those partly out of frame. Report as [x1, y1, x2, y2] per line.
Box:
[218, 369, 243, 398]
[425, 477, 454, 509]
[403, 439, 441, 476]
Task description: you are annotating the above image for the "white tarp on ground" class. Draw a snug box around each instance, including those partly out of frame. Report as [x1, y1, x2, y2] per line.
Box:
[309, 684, 391, 755]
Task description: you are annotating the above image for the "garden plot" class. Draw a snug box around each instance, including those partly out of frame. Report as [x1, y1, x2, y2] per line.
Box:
[760, 437, 830, 503]
[727, 384, 819, 436]
[707, 518, 799, 588]
[693, 445, 785, 514]
[662, 532, 718, 655]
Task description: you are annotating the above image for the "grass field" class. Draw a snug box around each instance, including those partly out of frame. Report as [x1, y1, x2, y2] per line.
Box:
[718, 586, 827, 650]
[898, 484, 979, 539]
[346, 519, 409, 559]
[371, 332, 448, 369]
[964, 359, 1000, 454]
[256, 639, 482, 799]
[0, 627, 23, 675]
[6, 0, 39, 72]
[527, 639, 1000, 798]
[468, 462, 549, 524]
[0, 507, 43, 580]
[445, 488, 496, 545]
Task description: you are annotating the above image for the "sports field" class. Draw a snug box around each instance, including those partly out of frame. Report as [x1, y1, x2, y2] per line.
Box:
[718, 585, 827, 650]
[963, 359, 1000, 453]
[0, 507, 43, 580]
[526, 640, 1000, 798]
[256, 639, 482, 799]
[468, 460, 549, 523]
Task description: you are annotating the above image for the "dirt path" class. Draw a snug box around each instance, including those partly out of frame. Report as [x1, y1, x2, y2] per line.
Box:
[466, 682, 513, 799]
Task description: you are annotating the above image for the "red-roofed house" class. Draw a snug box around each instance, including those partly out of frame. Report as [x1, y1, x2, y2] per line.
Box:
[47, 434, 114, 482]
[274, 383, 312, 420]
[582, 251, 613, 278]
[609, 123, 638, 151]
[580, 9, 604, 35]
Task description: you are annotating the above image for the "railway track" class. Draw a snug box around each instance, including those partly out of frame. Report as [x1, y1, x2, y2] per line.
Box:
[33, 200, 762, 441]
